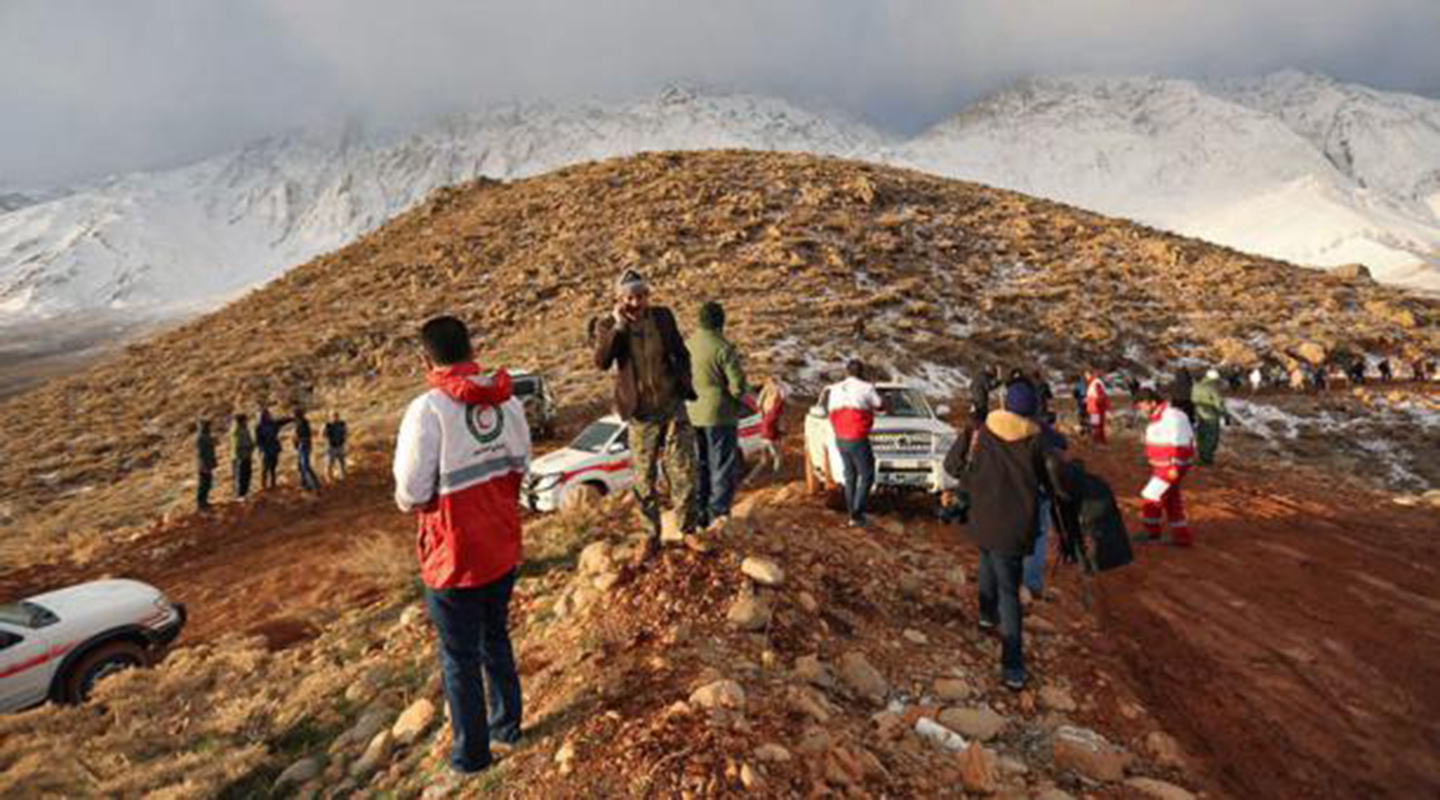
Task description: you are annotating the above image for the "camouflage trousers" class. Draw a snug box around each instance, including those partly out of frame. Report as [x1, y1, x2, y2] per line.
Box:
[628, 410, 700, 538]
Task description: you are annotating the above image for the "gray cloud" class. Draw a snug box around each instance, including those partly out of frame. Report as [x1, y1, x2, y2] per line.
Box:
[2, 0, 1437, 187]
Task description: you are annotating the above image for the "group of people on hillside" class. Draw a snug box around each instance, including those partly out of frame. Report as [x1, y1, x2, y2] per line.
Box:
[193, 407, 348, 510]
[387, 267, 1431, 784]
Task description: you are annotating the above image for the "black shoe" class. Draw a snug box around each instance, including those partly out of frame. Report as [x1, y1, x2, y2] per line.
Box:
[1002, 671, 1027, 692]
[978, 617, 998, 632]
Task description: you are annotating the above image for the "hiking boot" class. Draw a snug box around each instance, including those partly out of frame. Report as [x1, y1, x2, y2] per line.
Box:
[977, 616, 998, 633]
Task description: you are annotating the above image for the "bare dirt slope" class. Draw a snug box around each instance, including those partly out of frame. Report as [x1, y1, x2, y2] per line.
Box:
[1, 150, 1434, 567]
[2, 404, 1436, 798]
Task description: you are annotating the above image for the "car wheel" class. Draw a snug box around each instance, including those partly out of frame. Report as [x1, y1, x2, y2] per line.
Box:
[62, 640, 148, 703]
[561, 482, 604, 512]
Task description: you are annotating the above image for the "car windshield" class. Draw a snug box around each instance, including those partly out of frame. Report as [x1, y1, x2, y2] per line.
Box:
[878, 388, 932, 419]
[512, 377, 538, 397]
[0, 601, 49, 628]
[570, 421, 622, 453]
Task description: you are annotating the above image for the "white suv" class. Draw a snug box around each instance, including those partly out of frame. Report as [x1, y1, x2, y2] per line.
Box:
[523, 406, 766, 512]
[804, 383, 959, 495]
[0, 579, 186, 712]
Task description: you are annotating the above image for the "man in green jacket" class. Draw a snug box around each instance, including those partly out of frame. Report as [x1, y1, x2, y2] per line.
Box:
[687, 301, 750, 528]
[1192, 369, 1233, 466]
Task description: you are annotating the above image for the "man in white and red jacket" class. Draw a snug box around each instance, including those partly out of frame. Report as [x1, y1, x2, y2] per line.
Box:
[393, 316, 531, 778]
[1136, 388, 1196, 546]
[825, 360, 884, 527]
[1084, 370, 1111, 444]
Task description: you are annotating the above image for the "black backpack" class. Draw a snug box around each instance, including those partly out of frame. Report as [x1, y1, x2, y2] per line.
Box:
[1055, 460, 1132, 572]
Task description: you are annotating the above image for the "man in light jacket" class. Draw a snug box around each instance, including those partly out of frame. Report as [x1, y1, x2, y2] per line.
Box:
[394, 316, 530, 779]
[826, 360, 883, 527]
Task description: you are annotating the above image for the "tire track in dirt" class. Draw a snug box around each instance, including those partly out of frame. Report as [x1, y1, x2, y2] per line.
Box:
[1079, 441, 1440, 799]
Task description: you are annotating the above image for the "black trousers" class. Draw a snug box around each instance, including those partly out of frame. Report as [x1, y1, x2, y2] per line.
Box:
[197, 470, 213, 510]
[233, 457, 253, 498]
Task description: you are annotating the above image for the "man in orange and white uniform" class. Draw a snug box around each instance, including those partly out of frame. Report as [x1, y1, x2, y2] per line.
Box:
[1136, 388, 1197, 546]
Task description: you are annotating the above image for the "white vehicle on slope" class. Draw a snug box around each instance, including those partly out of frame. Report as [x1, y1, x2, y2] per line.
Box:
[0, 579, 186, 712]
[522, 404, 766, 512]
[804, 383, 958, 495]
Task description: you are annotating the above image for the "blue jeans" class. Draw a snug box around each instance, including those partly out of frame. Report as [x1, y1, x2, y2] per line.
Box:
[694, 425, 740, 522]
[296, 446, 320, 491]
[836, 438, 875, 522]
[1023, 496, 1051, 595]
[977, 549, 1025, 683]
[425, 569, 522, 773]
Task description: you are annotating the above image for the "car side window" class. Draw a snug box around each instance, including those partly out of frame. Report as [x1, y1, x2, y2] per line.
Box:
[612, 428, 630, 453]
[0, 630, 21, 651]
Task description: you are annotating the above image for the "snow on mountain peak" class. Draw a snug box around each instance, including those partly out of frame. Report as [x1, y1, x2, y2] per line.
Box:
[1, 74, 1437, 324]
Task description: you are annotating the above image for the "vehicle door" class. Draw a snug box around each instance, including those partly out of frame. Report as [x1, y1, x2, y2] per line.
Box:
[0, 623, 53, 712]
[606, 424, 635, 495]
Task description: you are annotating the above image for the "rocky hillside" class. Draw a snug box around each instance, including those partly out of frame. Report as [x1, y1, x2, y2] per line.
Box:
[0, 150, 1435, 567]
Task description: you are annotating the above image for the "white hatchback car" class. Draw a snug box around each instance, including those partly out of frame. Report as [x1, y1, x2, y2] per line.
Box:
[804, 383, 959, 495]
[0, 579, 187, 712]
[522, 405, 767, 512]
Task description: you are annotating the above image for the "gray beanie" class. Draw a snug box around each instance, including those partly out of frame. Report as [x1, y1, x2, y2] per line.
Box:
[616, 268, 648, 295]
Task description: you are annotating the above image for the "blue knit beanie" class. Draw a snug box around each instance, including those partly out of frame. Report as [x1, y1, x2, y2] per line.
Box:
[1004, 380, 1039, 418]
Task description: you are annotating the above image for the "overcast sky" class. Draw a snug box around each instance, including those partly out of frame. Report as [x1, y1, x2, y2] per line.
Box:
[2, 0, 1437, 187]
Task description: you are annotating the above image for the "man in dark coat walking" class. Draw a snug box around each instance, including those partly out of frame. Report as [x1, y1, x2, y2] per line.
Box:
[944, 379, 1066, 691]
[255, 408, 291, 490]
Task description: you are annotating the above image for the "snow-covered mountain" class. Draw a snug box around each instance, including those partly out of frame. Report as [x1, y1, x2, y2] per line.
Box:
[899, 73, 1440, 288]
[0, 88, 880, 320]
[2, 73, 1437, 323]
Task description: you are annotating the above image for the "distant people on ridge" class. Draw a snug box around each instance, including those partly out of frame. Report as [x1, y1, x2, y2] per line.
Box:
[293, 408, 320, 492]
[195, 418, 216, 512]
[324, 411, 349, 481]
[231, 413, 254, 499]
[255, 408, 291, 490]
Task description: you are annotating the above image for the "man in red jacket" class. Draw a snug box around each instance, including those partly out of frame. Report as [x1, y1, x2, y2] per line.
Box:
[1084, 370, 1111, 444]
[394, 316, 531, 777]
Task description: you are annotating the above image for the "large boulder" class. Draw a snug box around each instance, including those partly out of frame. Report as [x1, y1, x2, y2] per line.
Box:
[1329, 263, 1373, 282]
[1052, 725, 1133, 783]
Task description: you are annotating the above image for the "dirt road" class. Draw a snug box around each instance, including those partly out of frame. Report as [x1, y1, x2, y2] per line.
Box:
[1075, 441, 1440, 799]
[3, 425, 1437, 798]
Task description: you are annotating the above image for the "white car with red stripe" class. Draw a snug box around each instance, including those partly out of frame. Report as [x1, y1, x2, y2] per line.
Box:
[804, 383, 959, 494]
[522, 406, 766, 512]
[0, 579, 186, 712]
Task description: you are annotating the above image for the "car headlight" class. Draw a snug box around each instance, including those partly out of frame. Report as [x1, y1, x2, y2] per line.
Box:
[530, 472, 563, 492]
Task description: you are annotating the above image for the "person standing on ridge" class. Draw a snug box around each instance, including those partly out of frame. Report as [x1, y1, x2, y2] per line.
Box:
[293, 408, 321, 491]
[1136, 388, 1197, 546]
[1071, 375, 1089, 436]
[593, 269, 701, 544]
[1192, 369, 1233, 466]
[826, 360, 884, 527]
[195, 418, 217, 511]
[394, 315, 528, 781]
[324, 411, 349, 482]
[943, 376, 1066, 691]
[687, 301, 750, 529]
[1084, 370, 1111, 444]
[1378, 357, 1393, 383]
[255, 408, 291, 490]
[1249, 366, 1264, 394]
[231, 413, 254, 499]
